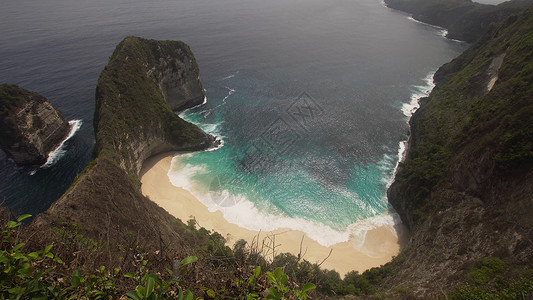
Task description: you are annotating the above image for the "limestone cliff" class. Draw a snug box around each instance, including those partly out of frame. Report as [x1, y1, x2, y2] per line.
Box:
[385, 0, 533, 42]
[384, 8, 533, 296]
[0, 84, 70, 166]
[93, 36, 215, 176]
[32, 36, 216, 254]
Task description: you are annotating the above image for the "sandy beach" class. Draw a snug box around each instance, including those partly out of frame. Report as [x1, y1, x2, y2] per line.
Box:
[140, 153, 406, 277]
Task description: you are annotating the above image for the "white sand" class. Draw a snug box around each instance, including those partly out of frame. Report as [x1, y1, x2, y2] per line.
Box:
[140, 153, 406, 277]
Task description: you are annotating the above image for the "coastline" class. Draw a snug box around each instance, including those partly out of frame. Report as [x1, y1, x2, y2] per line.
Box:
[140, 153, 407, 276]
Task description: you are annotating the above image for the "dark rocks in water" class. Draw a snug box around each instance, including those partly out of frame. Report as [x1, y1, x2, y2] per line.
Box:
[0, 84, 70, 166]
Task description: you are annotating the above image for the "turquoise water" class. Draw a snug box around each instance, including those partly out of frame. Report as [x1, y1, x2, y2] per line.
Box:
[169, 70, 437, 247]
[0, 0, 466, 239]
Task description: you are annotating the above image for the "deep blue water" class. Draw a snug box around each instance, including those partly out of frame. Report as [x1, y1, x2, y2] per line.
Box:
[0, 0, 466, 243]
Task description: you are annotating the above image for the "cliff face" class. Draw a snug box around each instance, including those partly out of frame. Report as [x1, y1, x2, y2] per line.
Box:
[94, 36, 214, 176]
[385, 0, 533, 42]
[0, 84, 70, 166]
[385, 8, 533, 296]
[35, 36, 215, 255]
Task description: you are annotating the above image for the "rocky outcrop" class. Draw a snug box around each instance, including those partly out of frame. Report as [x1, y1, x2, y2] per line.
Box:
[384, 8, 533, 296]
[385, 0, 533, 42]
[152, 51, 206, 111]
[34, 36, 216, 258]
[0, 84, 70, 166]
[94, 36, 216, 176]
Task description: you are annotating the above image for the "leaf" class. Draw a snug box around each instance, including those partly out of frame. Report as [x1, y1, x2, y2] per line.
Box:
[273, 267, 283, 281]
[44, 244, 53, 254]
[12, 243, 25, 252]
[136, 285, 146, 297]
[254, 266, 261, 278]
[178, 256, 198, 268]
[7, 221, 19, 228]
[71, 270, 81, 287]
[145, 276, 155, 298]
[301, 282, 316, 293]
[17, 214, 32, 222]
[124, 272, 136, 278]
[269, 287, 281, 299]
[281, 274, 288, 286]
[126, 291, 142, 300]
[207, 289, 216, 298]
[184, 290, 194, 300]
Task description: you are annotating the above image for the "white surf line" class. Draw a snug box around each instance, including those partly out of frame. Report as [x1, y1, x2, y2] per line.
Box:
[392, 70, 437, 183]
[201, 86, 235, 118]
[36, 119, 82, 172]
[407, 16, 465, 43]
[218, 70, 240, 81]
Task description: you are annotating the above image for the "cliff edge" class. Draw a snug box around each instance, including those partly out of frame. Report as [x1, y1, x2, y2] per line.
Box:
[384, 7, 533, 296]
[0, 84, 70, 166]
[93, 36, 215, 176]
[35, 36, 216, 253]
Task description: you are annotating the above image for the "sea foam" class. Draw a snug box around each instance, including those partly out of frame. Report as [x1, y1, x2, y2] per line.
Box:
[41, 119, 82, 169]
[167, 155, 400, 250]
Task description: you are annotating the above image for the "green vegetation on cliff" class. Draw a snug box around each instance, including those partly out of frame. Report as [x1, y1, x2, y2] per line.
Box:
[390, 8, 533, 227]
[94, 36, 212, 176]
[0, 84, 27, 148]
[382, 6, 533, 297]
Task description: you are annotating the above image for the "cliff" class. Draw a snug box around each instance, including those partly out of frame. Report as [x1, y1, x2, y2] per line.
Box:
[384, 7, 533, 296]
[0, 84, 70, 166]
[385, 0, 533, 42]
[35, 36, 216, 256]
[93, 36, 215, 176]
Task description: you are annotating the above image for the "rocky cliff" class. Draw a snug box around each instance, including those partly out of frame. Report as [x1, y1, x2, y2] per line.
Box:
[35, 36, 216, 254]
[384, 7, 533, 296]
[93, 36, 216, 176]
[0, 84, 70, 166]
[385, 0, 533, 42]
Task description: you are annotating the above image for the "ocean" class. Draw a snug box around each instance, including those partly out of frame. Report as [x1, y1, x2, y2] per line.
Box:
[0, 0, 466, 244]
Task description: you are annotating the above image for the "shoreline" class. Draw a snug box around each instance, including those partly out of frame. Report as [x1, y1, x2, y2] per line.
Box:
[140, 153, 407, 277]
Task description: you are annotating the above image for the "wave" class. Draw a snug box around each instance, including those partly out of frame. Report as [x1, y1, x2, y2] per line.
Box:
[39, 119, 82, 170]
[393, 70, 437, 181]
[167, 156, 400, 251]
[407, 16, 448, 39]
[179, 92, 208, 114]
[219, 70, 239, 81]
[201, 86, 235, 118]
[179, 111, 225, 151]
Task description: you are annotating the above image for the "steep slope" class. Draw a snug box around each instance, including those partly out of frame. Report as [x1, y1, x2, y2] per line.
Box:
[385, 0, 533, 42]
[35, 36, 216, 255]
[385, 7, 533, 296]
[0, 84, 70, 166]
[94, 36, 216, 176]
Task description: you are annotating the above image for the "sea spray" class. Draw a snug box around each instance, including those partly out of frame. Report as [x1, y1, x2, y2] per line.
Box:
[41, 120, 83, 169]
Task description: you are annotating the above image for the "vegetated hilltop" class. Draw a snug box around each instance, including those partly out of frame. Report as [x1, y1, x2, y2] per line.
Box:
[384, 6, 533, 297]
[34, 36, 217, 254]
[385, 0, 533, 42]
[94, 36, 216, 176]
[0, 84, 70, 166]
